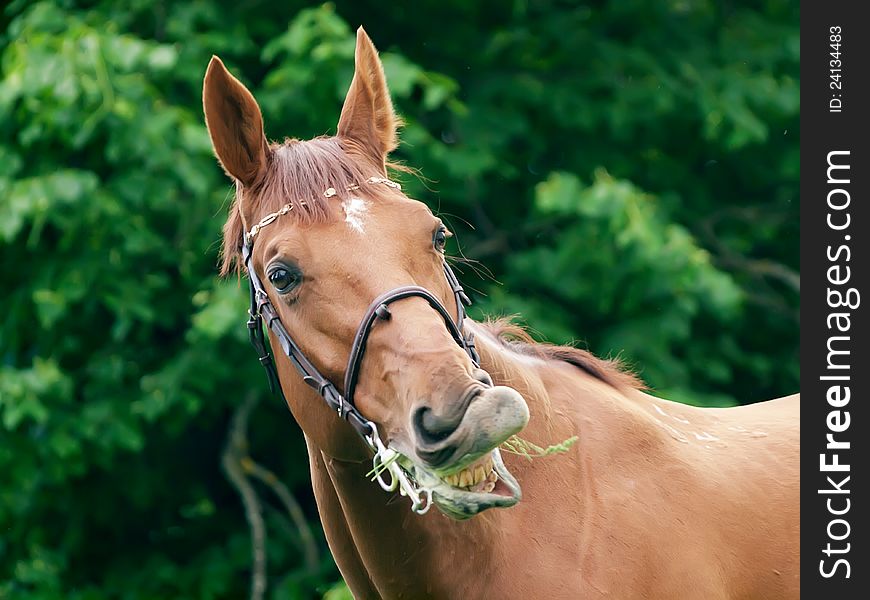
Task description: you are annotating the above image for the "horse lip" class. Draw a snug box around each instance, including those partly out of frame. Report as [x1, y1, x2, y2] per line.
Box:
[412, 385, 487, 468]
[413, 385, 529, 471]
[413, 429, 487, 472]
[398, 386, 528, 517]
[407, 448, 522, 520]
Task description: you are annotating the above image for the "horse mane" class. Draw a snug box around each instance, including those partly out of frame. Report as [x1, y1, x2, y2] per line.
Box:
[480, 318, 645, 390]
[220, 136, 399, 275]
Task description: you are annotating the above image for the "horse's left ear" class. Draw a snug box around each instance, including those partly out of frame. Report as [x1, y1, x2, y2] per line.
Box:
[203, 56, 269, 188]
[337, 27, 401, 173]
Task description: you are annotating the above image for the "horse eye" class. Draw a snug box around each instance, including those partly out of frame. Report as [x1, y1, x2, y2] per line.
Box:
[433, 227, 448, 251]
[267, 266, 301, 293]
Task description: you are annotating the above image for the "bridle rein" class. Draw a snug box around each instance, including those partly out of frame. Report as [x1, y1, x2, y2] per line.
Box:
[241, 177, 480, 514]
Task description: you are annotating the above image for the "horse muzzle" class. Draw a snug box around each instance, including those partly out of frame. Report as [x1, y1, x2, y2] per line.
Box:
[401, 385, 529, 519]
[413, 385, 530, 471]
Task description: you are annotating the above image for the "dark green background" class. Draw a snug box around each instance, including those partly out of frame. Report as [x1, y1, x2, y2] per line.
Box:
[1, 1, 798, 597]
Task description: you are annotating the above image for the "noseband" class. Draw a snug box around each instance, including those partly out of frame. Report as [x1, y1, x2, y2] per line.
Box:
[241, 177, 480, 514]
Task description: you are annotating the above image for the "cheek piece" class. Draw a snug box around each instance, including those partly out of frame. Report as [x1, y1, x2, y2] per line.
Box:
[241, 177, 481, 514]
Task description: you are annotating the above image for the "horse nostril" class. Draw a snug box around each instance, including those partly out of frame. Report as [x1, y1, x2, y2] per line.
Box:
[473, 369, 493, 388]
[413, 406, 462, 446]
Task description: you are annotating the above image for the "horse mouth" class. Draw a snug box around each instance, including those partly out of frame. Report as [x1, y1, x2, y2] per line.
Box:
[403, 448, 521, 519]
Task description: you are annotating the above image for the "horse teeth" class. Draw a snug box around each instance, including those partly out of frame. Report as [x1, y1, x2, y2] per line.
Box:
[459, 469, 472, 487]
[442, 456, 498, 489]
[474, 466, 486, 484]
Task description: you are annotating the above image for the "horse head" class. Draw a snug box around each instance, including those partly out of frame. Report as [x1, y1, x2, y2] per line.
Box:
[203, 27, 529, 519]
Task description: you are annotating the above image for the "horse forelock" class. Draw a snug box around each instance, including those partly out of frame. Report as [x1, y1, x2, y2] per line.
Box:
[220, 136, 396, 275]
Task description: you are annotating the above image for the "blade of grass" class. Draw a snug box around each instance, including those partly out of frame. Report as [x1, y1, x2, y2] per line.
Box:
[500, 435, 578, 461]
[367, 451, 400, 480]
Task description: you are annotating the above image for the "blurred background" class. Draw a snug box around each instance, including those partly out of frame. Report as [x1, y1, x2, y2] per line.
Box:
[0, 1, 798, 598]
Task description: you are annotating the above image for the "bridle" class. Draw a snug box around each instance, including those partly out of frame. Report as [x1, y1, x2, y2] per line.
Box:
[241, 177, 480, 514]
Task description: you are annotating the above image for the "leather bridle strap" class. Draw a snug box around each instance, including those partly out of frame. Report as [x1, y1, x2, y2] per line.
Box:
[443, 262, 479, 364]
[343, 284, 475, 408]
[243, 242, 372, 436]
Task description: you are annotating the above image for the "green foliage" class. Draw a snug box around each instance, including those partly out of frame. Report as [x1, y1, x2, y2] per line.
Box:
[1, 0, 798, 597]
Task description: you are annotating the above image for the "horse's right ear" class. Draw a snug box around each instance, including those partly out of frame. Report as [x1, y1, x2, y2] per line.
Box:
[337, 28, 400, 173]
[203, 56, 269, 187]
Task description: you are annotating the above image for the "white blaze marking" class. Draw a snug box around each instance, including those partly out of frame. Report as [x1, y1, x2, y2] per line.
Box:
[342, 197, 368, 233]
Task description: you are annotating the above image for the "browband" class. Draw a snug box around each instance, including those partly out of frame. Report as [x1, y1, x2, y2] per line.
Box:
[246, 176, 402, 241]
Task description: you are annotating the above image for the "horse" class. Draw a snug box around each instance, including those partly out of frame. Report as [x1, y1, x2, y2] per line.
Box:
[202, 27, 800, 600]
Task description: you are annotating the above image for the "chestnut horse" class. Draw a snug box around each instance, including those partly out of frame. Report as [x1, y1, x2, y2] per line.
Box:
[203, 27, 799, 600]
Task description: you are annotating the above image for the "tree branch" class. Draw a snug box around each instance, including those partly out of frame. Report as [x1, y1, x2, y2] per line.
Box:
[242, 456, 320, 571]
[223, 393, 267, 600]
[223, 393, 321, 600]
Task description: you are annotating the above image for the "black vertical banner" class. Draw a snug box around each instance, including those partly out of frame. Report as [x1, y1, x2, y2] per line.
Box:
[801, 2, 869, 597]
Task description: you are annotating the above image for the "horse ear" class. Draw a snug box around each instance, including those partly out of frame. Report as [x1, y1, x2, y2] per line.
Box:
[337, 27, 400, 172]
[203, 56, 269, 187]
